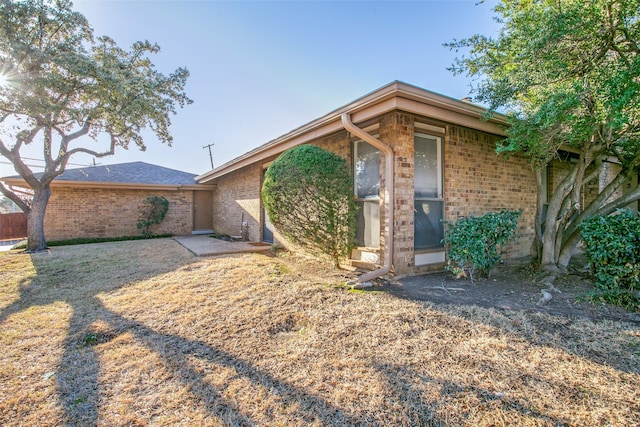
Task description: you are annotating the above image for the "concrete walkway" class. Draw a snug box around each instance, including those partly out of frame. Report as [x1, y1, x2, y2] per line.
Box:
[0, 239, 23, 252]
[173, 235, 272, 257]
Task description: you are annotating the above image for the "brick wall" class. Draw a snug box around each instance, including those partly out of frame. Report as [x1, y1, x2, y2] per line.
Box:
[212, 133, 352, 244]
[600, 161, 624, 203]
[314, 130, 351, 161]
[212, 163, 262, 241]
[380, 112, 416, 272]
[375, 112, 536, 274]
[44, 187, 193, 240]
[444, 124, 536, 259]
[209, 110, 538, 274]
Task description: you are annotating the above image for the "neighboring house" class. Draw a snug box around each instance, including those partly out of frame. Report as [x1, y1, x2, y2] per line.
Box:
[1, 161, 215, 240]
[196, 81, 538, 275]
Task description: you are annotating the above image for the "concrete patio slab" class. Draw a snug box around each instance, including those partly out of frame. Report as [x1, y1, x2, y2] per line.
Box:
[0, 239, 23, 252]
[173, 235, 272, 257]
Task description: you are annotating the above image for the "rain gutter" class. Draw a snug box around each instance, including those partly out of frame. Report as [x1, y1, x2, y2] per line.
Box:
[341, 113, 394, 284]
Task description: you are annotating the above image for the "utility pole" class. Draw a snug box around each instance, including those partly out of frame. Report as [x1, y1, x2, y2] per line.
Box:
[203, 142, 214, 169]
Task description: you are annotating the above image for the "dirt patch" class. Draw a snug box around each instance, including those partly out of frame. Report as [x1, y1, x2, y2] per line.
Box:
[388, 258, 640, 325]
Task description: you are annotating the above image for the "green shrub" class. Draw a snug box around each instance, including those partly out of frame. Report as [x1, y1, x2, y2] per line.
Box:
[443, 210, 522, 281]
[581, 209, 640, 311]
[137, 196, 170, 237]
[261, 144, 356, 267]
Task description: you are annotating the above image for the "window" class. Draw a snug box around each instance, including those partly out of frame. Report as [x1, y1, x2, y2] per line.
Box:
[414, 133, 444, 251]
[354, 140, 380, 248]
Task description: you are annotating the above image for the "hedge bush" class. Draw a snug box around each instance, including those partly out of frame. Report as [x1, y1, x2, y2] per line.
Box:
[261, 144, 356, 267]
[11, 234, 172, 249]
[581, 209, 640, 311]
[443, 210, 522, 281]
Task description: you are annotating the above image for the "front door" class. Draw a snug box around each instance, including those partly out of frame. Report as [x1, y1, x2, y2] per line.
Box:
[193, 191, 213, 232]
[262, 205, 274, 243]
[262, 169, 274, 243]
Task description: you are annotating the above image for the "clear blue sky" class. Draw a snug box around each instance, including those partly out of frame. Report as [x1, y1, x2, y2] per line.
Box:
[2, 0, 501, 177]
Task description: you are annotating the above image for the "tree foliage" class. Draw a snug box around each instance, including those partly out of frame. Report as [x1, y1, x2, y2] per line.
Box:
[443, 210, 522, 282]
[0, 195, 18, 213]
[448, 0, 640, 270]
[0, 0, 191, 251]
[261, 144, 356, 267]
[137, 195, 170, 237]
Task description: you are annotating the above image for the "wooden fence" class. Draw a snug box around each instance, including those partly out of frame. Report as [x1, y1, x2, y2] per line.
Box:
[0, 212, 27, 240]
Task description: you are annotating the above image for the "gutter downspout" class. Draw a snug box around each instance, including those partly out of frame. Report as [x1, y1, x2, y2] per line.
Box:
[341, 113, 394, 283]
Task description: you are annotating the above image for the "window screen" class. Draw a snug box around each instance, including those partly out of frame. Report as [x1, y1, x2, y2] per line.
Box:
[414, 135, 441, 198]
[354, 140, 380, 248]
[414, 133, 444, 251]
[355, 141, 380, 199]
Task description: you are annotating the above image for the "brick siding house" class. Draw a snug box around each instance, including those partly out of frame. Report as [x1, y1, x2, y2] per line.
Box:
[196, 81, 539, 275]
[1, 162, 215, 240]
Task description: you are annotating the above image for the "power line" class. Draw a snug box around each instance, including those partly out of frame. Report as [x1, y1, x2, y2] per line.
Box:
[18, 156, 92, 167]
[1, 160, 44, 169]
[1, 157, 96, 175]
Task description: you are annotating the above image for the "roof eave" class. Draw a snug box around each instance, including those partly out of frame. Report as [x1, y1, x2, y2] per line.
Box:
[0, 178, 215, 191]
[196, 81, 507, 183]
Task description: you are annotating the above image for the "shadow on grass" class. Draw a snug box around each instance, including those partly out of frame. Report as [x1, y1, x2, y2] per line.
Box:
[0, 242, 380, 426]
[4, 242, 635, 425]
[374, 362, 571, 426]
[57, 296, 379, 426]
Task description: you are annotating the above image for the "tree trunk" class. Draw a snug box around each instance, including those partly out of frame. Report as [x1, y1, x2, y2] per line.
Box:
[540, 173, 577, 271]
[558, 229, 581, 268]
[540, 195, 564, 269]
[26, 186, 51, 252]
[531, 168, 545, 261]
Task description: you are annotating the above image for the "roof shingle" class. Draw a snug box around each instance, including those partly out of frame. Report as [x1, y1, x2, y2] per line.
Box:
[14, 161, 198, 186]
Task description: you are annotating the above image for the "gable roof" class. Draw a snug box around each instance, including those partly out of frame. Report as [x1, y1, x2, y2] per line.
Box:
[1, 161, 213, 190]
[197, 80, 508, 184]
[50, 161, 198, 185]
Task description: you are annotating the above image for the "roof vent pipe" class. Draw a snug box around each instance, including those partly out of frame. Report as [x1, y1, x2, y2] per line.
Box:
[341, 113, 395, 283]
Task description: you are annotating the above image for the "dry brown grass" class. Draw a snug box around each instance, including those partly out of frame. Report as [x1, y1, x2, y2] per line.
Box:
[0, 238, 638, 426]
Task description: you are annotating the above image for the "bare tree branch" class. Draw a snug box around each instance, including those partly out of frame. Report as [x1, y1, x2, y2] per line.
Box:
[0, 182, 30, 213]
[59, 133, 117, 170]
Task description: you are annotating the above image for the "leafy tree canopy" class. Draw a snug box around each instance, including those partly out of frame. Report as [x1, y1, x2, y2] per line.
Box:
[262, 144, 356, 267]
[448, 0, 640, 269]
[0, 0, 191, 251]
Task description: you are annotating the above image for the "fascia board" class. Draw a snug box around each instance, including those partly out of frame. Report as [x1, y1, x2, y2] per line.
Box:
[198, 119, 346, 182]
[0, 178, 214, 191]
[195, 86, 401, 182]
[197, 81, 509, 183]
[197, 97, 402, 182]
[396, 83, 508, 123]
[395, 98, 508, 136]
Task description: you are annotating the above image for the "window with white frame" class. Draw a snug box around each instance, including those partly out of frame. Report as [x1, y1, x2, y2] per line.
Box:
[414, 133, 444, 251]
[353, 140, 380, 248]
